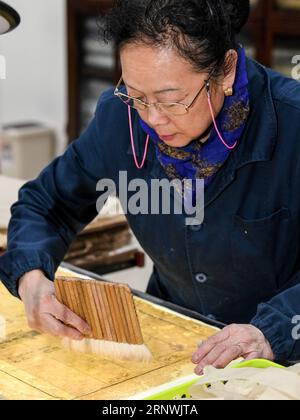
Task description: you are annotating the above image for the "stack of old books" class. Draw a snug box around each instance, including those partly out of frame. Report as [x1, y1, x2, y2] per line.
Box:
[1, 215, 143, 274]
[64, 213, 144, 274]
[64, 197, 144, 274]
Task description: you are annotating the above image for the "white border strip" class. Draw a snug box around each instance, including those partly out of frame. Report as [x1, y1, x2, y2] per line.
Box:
[127, 374, 199, 400]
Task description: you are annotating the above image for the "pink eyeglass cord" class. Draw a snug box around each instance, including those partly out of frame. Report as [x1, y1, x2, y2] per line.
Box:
[205, 82, 237, 150]
[128, 84, 237, 170]
[128, 106, 150, 170]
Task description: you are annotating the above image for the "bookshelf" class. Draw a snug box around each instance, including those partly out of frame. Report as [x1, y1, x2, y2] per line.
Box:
[67, 0, 118, 142]
[67, 0, 300, 143]
[241, 0, 300, 72]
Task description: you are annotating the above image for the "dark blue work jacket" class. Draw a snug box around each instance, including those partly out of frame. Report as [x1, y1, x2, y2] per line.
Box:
[1, 57, 300, 361]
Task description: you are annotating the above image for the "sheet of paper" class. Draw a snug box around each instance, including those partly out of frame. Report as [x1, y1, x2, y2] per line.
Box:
[0, 267, 219, 400]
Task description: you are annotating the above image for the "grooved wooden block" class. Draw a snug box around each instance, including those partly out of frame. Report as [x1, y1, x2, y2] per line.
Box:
[55, 277, 144, 345]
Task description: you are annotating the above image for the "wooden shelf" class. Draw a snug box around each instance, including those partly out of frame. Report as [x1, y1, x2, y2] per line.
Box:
[67, 0, 118, 141]
[81, 66, 115, 81]
[69, 0, 114, 15]
[272, 11, 300, 35]
[244, 0, 300, 67]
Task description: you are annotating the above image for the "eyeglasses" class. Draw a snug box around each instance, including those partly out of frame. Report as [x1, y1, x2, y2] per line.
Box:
[114, 75, 212, 116]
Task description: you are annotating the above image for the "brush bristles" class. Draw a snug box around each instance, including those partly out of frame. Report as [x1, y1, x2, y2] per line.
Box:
[0, 316, 6, 341]
[62, 337, 152, 363]
[55, 277, 152, 362]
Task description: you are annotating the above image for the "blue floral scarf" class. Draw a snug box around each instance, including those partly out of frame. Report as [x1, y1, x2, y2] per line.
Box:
[139, 47, 250, 205]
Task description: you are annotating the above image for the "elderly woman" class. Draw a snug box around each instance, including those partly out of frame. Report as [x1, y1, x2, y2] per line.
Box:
[1, 0, 300, 374]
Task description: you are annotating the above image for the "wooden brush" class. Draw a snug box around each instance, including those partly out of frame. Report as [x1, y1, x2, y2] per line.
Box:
[54, 276, 152, 362]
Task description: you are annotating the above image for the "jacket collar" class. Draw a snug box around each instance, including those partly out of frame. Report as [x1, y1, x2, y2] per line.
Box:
[233, 57, 278, 167]
[127, 57, 278, 207]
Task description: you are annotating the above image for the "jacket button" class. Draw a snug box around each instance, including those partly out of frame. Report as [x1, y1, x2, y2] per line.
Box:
[195, 273, 208, 283]
[189, 223, 204, 232]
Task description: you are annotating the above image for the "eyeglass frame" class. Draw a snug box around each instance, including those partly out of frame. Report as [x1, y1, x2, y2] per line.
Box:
[113, 71, 215, 116]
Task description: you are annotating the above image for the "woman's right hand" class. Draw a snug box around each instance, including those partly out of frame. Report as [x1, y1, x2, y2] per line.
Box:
[18, 269, 91, 340]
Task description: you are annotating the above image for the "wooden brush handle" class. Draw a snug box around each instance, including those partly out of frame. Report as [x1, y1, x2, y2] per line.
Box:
[78, 280, 94, 338]
[54, 279, 63, 304]
[86, 282, 103, 340]
[118, 286, 137, 345]
[55, 276, 144, 345]
[115, 285, 131, 344]
[122, 285, 144, 345]
[104, 283, 124, 343]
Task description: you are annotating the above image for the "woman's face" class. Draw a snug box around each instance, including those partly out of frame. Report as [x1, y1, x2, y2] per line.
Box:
[120, 42, 237, 148]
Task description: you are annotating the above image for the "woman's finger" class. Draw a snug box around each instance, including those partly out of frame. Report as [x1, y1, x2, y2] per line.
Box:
[192, 328, 230, 364]
[208, 344, 243, 371]
[39, 313, 85, 340]
[194, 342, 228, 374]
[43, 296, 91, 335]
[244, 351, 261, 360]
[194, 342, 243, 375]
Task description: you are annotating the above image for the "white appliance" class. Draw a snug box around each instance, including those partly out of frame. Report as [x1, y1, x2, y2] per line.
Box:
[0, 123, 56, 180]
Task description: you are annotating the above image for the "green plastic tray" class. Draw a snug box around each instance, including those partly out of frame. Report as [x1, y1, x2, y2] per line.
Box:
[133, 359, 284, 400]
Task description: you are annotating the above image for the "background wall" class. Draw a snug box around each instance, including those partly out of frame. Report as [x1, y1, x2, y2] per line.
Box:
[0, 0, 67, 154]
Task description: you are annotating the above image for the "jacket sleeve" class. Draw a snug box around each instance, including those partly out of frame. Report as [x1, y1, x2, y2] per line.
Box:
[250, 274, 300, 362]
[0, 98, 111, 298]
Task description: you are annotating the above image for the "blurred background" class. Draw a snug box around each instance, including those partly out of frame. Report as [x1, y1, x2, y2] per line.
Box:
[0, 0, 299, 290]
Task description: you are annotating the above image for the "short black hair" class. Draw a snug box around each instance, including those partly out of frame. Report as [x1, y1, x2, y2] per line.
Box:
[102, 0, 250, 77]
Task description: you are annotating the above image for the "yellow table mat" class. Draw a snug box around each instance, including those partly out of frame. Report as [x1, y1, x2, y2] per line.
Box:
[0, 268, 219, 400]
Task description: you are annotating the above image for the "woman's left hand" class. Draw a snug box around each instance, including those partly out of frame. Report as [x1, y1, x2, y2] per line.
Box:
[192, 324, 275, 375]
